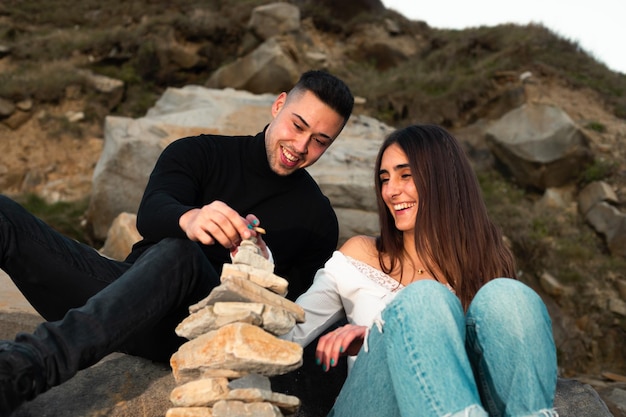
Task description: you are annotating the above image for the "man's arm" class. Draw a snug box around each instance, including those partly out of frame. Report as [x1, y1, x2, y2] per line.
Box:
[135, 136, 257, 249]
[136, 137, 203, 240]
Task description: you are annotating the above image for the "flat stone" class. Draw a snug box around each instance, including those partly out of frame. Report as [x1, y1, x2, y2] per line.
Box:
[233, 247, 274, 272]
[212, 400, 283, 417]
[221, 264, 288, 296]
[213, 302, 264, 316]
[227, 388, 300, 415]
[260, 304, 296, 336]
[166, 407, 213, 417]
[170, 322, 302, 383]
[170, 378, 229, 407]
[228, 374, 271, 391]
[176, 305, 262, 340]
[190, 276, 304, 322]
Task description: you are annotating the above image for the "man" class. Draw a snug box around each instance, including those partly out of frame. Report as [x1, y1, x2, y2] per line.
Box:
[0, 70, 353, 415]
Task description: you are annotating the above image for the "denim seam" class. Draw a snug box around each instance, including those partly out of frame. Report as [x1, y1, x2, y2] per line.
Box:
[466, 317, 501, 415]
[384, 301, 445, 416]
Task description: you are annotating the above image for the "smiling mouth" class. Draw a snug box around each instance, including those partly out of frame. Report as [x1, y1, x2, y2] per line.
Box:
[281, 146, 300, 165]
[393, 202, 416, 211]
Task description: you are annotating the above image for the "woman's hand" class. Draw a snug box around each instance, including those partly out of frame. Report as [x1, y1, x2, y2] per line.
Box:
[230, 214, 270, 259]
[315, 324, 367, 372]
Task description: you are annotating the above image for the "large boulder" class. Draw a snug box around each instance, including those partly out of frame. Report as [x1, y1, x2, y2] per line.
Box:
[248, 3, 301, 41]
[86, 85, 391, 242]
[345, 22, 424, 71]
[12, 353, 175, 417]
[585, 202, 626, 257]
[485, 103, 593, 190]
[87, 85, 277, 240]
[205, 38, 300, 94]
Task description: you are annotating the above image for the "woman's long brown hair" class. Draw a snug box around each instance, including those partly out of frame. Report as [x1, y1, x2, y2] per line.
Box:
[374, 124, 517, 310]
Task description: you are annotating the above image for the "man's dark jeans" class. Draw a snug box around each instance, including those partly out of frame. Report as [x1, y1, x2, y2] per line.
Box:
[0, 195, 218, 388]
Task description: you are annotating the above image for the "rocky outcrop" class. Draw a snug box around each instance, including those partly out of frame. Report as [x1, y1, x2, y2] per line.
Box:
[578, 181, 626, 257]
[485, 103, 593, 189]
[2, 0, 625, 415]
[205, 38, 300, 94]
[86, 85, 391, 244]
[555, 378, 615, 417]
[248, 3, 301, 41]
[99, 212, 142, 261]
[205, 3, 302, 93]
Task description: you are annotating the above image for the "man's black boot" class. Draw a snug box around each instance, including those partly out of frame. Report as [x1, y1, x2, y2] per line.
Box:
[0, 341, 47, 417]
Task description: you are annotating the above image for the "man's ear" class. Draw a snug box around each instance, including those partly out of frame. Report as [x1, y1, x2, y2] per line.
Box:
[271, 92, 288, 117]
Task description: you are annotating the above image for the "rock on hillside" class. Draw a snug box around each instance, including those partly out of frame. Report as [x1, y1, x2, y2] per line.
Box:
[86, 85, 391, 244]
[0, 0, 624, 378]
[0, 0, 625, 415]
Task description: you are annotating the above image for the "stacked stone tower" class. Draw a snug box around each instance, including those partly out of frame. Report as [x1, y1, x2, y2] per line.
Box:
[167, 237, 305, 417]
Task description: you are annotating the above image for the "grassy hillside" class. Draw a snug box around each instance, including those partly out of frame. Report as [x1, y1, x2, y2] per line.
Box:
[1, 0, 625, 375]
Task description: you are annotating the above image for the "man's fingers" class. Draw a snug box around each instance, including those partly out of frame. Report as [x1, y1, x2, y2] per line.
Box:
[199, 202, 252, 247]
[182, 203, 262, 249]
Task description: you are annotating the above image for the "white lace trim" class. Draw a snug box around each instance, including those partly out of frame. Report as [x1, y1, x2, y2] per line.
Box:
[345, 256, 404, 293]
[345, 255, 455, 294]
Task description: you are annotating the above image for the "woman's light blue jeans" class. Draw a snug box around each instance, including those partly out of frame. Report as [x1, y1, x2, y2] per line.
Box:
[328, 279, 558, 417]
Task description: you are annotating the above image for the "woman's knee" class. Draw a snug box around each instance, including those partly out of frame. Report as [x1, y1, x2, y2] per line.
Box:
[468, 278, 552, 340]
[470, 279, 547, 317]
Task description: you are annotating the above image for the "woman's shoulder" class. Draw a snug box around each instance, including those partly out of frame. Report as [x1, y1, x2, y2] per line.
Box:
[339, 235, 379, 266]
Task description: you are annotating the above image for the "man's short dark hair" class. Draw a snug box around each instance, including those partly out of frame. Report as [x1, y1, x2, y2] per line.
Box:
[289, 70, 354, 124]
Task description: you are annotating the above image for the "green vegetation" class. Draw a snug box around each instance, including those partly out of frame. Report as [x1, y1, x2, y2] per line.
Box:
[586, 121, 607, 133]
[477, 169, 622, 289]
[578, 158, 618, 186]
[14, 194, 90, 244]
[337, 22, 626, 125]
[0, 0, 624, 303]
[0, 61, 86, 102]
[2, 0, 625, 123]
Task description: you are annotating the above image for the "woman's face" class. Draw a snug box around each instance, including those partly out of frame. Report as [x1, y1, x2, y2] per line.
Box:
[379, 143, 418, 233]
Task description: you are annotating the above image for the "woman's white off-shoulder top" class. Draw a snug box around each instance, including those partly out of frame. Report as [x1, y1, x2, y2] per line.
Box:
[284, 250, 405, 349]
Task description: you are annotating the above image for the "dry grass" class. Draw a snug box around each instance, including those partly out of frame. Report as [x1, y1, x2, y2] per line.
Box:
[340, 23, 626, 125]
[1, 0, 625, 377]
[1, 0, 625, 315]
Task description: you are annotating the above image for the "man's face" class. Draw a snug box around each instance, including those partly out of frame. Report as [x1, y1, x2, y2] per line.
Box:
[265, 90, 345, 176]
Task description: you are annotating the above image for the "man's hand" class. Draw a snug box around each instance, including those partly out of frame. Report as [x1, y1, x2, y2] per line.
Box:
[315, 324, 367, 372]
[179, 201, 259, 249]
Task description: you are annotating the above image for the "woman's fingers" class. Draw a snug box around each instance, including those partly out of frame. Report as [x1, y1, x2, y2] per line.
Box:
[316, 325, 367, 372]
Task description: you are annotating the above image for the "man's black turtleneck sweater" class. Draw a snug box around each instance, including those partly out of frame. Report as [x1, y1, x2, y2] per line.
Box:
[128, 131, 338, 300]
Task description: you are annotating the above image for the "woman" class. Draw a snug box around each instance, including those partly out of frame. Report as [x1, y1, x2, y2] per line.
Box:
[284, 124, 557, 417]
